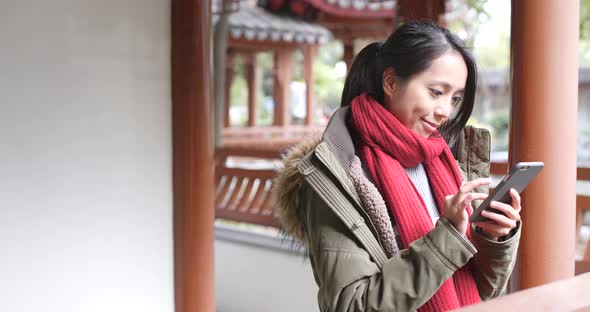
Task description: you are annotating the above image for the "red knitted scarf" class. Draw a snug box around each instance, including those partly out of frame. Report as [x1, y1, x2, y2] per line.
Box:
[349, 93, 480, 311]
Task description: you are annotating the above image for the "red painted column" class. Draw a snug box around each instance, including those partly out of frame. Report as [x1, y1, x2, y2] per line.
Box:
[343, 39, 354, 73]
[224, 53, 234, 128]
[171, 0, 214, 311]
[303, 45, 317, 126]
[510, 0, 578, 289]
[244, 52, 257, 127]
[273, 48, 294, 126]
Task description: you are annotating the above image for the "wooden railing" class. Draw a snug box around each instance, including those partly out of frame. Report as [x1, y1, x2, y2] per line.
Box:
[215, 128, 319, 228]
[215, 164, 279, 227]
[458, 273, 590, 311]
[222, 126, 323, 148]
[222, 126, 324, 139]
[218, 126, 323, 162]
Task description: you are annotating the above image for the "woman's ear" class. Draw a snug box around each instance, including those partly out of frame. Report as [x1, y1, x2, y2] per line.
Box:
[382, 68, 397, 98]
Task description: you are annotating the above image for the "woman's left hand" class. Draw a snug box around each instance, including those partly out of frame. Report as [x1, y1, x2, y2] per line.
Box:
[473, 188, 521, 240]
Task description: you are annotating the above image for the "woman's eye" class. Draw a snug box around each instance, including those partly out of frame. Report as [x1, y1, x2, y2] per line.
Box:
[452, 96, 463, 106]
[429, 88, 443, 97]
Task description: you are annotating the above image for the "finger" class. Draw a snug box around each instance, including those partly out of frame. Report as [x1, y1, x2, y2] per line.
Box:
[481, 209, 517, 228]
[510, 188, 521, 212]
[468, 193, 489, 202]
[460, 178, 492, 193]
[460, 193, 488, 207]
[454, 181, 490, 205]
[450, 188, 471, 206]
[477, 221, 512, 237]
[459, 192, 474, 207]
[490, 201, 521, 222]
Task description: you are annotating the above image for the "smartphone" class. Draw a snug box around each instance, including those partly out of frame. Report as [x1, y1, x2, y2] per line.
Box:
[469, 162, 544, 223]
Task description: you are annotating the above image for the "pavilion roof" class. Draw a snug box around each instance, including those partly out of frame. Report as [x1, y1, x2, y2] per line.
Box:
[214, 2, 332, 45]
[302, 0, 396, 19]
[259, 0, 396, 19]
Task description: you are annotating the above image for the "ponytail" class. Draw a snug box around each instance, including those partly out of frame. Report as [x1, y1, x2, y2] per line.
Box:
[340, 42, 384, 107]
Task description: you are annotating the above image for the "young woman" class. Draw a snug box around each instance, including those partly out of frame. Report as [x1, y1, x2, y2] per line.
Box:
[274, 21, 521, 311]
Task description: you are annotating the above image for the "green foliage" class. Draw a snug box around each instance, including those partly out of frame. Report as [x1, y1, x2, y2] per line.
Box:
[313, 61, 345, 114]
[446, 0, 510, 69]
[581, 0, 590, 39]
[317, 40, 343, 66]
[292, 50, 304, 82]
[446, 0, 490, 47]
[229, 62, 248, 126]
[489, 109, 509, 133]
[580, 0, 590, 66]
[488, 109, 510, 151]
[256, 52, 274, 126]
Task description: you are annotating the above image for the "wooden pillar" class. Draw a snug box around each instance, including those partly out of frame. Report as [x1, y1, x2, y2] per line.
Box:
[171, 0, 214, 311]
[273, 48, 294, 126]
[397, 0, 446, 22]
[244, 53, 257, 127]
[510, 0, 578, 290]
[224, 53, 235, 128]
[343, 40, 354, 73]
[303, 45, 317, 126]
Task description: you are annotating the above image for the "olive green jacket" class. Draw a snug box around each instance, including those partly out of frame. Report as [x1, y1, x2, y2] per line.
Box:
[273, 107, 520, 312]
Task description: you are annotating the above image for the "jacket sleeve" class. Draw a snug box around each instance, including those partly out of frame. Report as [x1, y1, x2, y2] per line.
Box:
[469, 222, 521, 300]
[303, 185, 478, 312]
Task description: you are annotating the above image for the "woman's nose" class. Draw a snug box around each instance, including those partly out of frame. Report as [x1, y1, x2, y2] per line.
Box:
[434, 99, 453, 119]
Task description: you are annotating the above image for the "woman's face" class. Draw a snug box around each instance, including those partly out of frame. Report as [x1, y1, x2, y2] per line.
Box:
[383, 50, 468, 138]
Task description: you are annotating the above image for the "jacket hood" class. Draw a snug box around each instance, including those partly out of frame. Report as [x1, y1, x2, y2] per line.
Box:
[273, 136, 321, 246]
[273, 106, 355, 246]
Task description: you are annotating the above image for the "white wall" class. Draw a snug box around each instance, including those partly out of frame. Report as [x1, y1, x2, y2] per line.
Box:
[0, 1, 173, 311]
[215, 237, 320, 312]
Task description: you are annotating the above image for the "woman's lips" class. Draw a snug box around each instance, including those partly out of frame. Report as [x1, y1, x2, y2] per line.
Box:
[421, 118, 439, 132]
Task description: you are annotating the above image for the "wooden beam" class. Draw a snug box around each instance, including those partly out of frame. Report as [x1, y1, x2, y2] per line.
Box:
[510, 0, 579, 289]
[330, 27, 393, 41]
[397, 0, 446, 22]
[171, 0, 215, 311]
[492, 162, 590, 181]
[317, 15, 395, 40]
[228, 37, 305, 51]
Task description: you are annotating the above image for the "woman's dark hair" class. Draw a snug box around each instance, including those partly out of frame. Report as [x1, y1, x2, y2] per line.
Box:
[341, 21, 477, 153]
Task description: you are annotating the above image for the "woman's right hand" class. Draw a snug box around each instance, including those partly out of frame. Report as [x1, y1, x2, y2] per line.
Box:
[443, 178, 492, 235]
